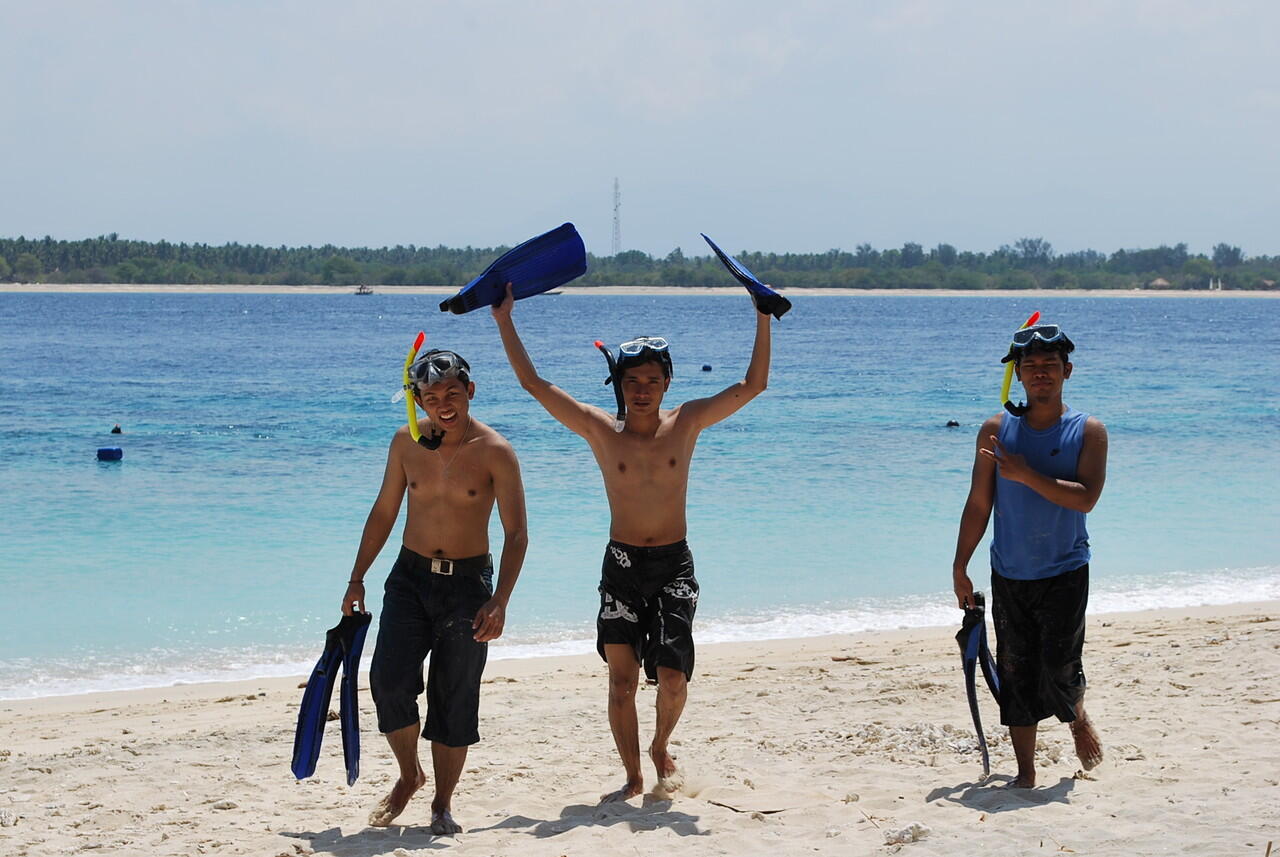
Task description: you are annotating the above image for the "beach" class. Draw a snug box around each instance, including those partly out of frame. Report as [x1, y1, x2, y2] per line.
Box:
[1, 283, 1277, 298]
[2, 601, 1277, 857]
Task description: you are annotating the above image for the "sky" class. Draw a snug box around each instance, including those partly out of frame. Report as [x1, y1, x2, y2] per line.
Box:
[2, 0, 1276, 258]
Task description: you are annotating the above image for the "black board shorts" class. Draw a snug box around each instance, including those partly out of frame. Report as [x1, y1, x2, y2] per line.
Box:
[991, 563, 1089, 727]
[369, 546, 493, 747]
[596, 540, 699, 682]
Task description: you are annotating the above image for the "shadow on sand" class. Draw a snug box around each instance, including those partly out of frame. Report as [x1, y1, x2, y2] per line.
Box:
[281, 825, 452, 857]
[926, 775, 1077, 813]
[469, 794, 706, 838]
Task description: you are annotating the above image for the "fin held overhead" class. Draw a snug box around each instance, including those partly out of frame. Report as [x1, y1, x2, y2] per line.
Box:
[292, 612, 372, 786]
[439, 222, 587, 314]
[701, 233, 792, 319]
[955, 592, 1000, 778]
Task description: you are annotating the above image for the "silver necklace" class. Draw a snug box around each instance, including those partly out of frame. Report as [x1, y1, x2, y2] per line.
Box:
[438, 415, 472, 475]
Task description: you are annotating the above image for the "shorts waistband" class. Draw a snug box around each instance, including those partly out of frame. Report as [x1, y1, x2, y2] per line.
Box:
[397, 545, 492, 576]
[607, 539, 690, 559]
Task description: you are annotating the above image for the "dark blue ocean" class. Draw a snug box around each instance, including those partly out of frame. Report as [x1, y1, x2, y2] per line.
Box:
[2, 292, 1277, 698]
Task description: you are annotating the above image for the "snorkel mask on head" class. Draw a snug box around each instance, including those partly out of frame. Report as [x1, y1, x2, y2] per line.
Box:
[999, 315, 1075, 416]
[397, 332, 471, 449]
[593, 336, 673, 432]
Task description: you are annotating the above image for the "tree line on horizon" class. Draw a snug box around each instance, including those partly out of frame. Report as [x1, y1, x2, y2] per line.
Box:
[1, 233, 1276, 291]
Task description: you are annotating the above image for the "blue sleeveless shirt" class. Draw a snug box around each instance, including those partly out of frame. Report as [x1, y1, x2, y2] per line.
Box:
[990, 407, 1092, 580]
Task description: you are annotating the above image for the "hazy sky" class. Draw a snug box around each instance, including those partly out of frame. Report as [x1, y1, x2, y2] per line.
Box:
[2, 1, 1276, 257]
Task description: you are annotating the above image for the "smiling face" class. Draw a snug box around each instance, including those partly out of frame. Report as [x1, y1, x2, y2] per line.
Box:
[619, 360, 671, 416]
[413, 377, 475, 431]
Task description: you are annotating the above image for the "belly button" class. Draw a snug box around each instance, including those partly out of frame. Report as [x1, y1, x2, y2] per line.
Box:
[617, 462, 627, 473]
[409, 481, 417, 489]
[468, 489, 477, 497]
[668, 457, 677, 468]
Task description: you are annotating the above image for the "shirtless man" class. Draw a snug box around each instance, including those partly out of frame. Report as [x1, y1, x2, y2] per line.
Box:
[492, 283, 775, 801]
[952, 323, 1106, 788]
[342, 347, 527, 833]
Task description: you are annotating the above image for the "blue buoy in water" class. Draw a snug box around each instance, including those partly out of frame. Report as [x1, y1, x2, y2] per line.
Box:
[97, 447, 123, 461]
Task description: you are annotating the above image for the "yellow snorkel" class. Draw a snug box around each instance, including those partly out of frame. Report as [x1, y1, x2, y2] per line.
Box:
[402, 331, 426, 444]
[1001, 311, 1040, 415]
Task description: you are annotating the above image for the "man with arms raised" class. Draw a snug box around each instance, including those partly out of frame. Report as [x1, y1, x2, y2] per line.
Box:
[343, 347, 527, 832]
[952, 323, 1107, 788]
[492, 284, 775, 802]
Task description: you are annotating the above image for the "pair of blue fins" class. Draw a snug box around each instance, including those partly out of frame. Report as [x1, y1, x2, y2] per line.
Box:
[437, 223, 793, 319]
[291, 612, 371, 786]
[956, 592, 1002, 778]
[292, 225, 789, 786]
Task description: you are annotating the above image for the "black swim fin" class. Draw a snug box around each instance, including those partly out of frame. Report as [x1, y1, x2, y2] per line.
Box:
[439, 223, 587, 314]
[955, 592, 1000, 778]
[292, 612, 372, 785]
[701, 233, 792, 319]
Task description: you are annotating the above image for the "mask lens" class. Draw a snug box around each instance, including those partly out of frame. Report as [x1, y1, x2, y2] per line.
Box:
[619, 337, 668, 355]
[1011, 325, 1060, 347]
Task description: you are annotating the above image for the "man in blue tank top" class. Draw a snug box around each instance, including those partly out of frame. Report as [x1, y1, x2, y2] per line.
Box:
[951, 323, 1109, 788]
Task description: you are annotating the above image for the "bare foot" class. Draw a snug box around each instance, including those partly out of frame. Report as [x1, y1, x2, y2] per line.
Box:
[649, 745, 683, 798]
[599, 777, 644, 804]
[1070, 716, 1104, 770]
[1004, 775, 1035, 789]
[368, 765, 427, 827]
[430, 809, 462, 836]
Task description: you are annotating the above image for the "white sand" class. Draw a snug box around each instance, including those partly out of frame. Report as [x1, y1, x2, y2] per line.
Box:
[2, 282, 1276, 298]
[1, 602, 1277, 856]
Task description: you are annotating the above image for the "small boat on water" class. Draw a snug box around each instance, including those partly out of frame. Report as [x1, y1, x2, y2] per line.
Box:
[354, 284, 374, 295]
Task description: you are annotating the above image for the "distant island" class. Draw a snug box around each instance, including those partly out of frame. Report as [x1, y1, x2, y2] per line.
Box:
[1, 234, 1275, 291]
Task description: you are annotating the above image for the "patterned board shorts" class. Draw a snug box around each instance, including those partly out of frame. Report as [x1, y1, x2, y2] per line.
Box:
[596, 539, 698, 682]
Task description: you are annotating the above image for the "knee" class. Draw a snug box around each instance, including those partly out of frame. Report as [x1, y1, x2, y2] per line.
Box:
[656, 669, 687, 699]
[608, 672, 639, 705]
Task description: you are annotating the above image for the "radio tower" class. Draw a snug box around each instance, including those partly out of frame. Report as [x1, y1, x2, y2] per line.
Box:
[611, 178, 622, 256]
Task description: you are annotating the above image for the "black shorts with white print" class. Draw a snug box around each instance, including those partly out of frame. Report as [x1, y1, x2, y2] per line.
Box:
[596, 539, 698, 682]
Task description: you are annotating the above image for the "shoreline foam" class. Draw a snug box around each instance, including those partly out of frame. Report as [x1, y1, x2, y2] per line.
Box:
[4, 568, 1274, 702]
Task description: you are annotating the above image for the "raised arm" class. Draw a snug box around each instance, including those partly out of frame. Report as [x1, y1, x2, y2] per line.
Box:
[952, 415, 1001, 609]
[681, 301, 772, 430]
[343, 434, 409, 614]
[491, 284, 612, 439]
[472, 438, 528, 642]
[983, 417, 1108, 513]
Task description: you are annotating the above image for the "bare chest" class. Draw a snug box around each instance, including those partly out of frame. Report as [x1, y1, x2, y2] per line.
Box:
[402, 448, 493, 507]
[596, 429, 693, 487]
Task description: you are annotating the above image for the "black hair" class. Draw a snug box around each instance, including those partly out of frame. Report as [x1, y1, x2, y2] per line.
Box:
[1012, 340, 1072, 367]
[615, 348, 673, 380]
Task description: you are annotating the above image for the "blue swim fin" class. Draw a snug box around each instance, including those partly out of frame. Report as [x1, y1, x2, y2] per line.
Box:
[292, 612, 372, 785]
[701, 233, 792, 319]
[955, 593, 1000, 778]
[439, 222, 587, 314]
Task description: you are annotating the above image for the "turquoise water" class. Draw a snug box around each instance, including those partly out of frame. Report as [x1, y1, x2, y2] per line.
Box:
[1, 293, 1277, 698]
